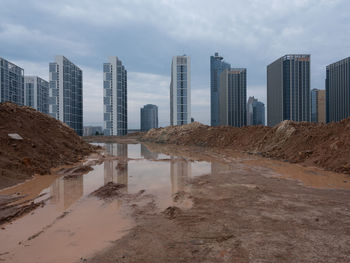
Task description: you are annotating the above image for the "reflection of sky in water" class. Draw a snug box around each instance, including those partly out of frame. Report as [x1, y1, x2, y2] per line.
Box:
[43, 143, 226, 212]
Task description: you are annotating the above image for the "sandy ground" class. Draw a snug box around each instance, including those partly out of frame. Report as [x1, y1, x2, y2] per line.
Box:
[87, 143, 350, 263]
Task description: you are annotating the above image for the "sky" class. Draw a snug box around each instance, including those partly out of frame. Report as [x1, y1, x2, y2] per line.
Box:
[1, 0, 349, 128]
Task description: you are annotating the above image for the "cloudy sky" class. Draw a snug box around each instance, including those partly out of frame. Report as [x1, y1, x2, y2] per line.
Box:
[1, 0, 349, 128]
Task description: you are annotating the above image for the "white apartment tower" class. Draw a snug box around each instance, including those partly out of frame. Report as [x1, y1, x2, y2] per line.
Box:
[170, 55, 191, 126]
[49, 56, 83, 136]
[103, 56, 127, 136]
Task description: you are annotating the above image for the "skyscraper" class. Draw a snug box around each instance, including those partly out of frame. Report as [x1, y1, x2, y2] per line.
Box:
[326, 57, 350, 123]
[103, 56, 127, 136]
[311, 89, 326, 123]
[0, 57, 24, 105]
[24, 76, 49, 114]
[49, 56, 83, 136]
[247, 96, 265, 126]
[140, 104, 158, 131]
[210, 52, 231, 126]
[170, 55, 191, 126]
[219, 68, 247, 127]
[267, 54, 310, 126]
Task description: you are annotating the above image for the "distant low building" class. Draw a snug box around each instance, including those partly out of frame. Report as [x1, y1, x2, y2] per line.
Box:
[83, 126, 103, 136]
[247, 96, 265, 126]
[0, 57, 24, 105]
[24, 76, 49, 114]
[140, 104, 158, 131]
[311, 89, 325, 123]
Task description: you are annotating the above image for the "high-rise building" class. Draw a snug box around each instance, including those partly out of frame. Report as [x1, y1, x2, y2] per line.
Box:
[219, 68, 247, 127]
[311, 89, 326, 123]
[140, 104, 158, 131]
[170, 55, 191, 126]
[247, 96, 265, 126]
[49, 56, 83, 136]
[24, 76, 49, 114]
[326, 57, 350, 123]
[103, 56, 127, 136]
[210, 52, 231, 126]
[267, 54, 310, 126]
[0, 57, 24, 105]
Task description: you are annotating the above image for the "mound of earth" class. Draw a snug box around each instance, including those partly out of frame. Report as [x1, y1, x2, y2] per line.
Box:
[0, 102, 97, 189]
[141, 120, 350, 174]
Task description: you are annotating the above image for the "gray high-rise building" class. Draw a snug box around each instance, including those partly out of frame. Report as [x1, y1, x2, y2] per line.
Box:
[140, 104, 158, 131]
[267, 54, 310, 126]
[24, 76, 49, 114]
[0, 57, 24, 105]
[210, 52, 231, 126]
[326, 57, 350, 123]
[219, 68, 247, 127]
[49, 56, 83, 135]
[170, 55, 191, 126]
[103, 56, 127, 136]
[247, 96, 265, 126]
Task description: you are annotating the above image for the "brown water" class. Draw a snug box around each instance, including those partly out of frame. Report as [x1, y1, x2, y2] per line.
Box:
[0, 143, 214, 262]
[1, 143, 349, 262]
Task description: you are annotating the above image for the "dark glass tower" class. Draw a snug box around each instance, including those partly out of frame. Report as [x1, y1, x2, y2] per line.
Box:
[326, 57, 350, 123]
[210, 52, 231, 126]
[267, 54, 310, 126]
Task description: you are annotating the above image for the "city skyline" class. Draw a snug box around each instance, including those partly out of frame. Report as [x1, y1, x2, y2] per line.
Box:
[1, 0, 349, 128]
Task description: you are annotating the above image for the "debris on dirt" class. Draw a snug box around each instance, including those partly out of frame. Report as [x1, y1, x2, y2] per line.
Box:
[141, 120, 350, 174]
[162, 206, 182, 219]
[0, 102, 98, 190]
[0, 197, 45, 225]
[90, 182, 126, 199]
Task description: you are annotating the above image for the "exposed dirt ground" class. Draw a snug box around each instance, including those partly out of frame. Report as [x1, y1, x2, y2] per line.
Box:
[87, 143, 350, 263]
[0, 102, 97, 190]
[141, 120, 350, 175]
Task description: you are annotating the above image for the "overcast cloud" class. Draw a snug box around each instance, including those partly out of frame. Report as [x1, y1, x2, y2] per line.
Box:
[1, 0, 349, 128]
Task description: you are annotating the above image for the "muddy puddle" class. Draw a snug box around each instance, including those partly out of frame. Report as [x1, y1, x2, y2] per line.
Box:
[0, 143, 215, 262]
[1, 143, 349, 262]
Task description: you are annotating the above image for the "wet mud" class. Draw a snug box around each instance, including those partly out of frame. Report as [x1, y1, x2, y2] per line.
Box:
[1, 141, 350, 262]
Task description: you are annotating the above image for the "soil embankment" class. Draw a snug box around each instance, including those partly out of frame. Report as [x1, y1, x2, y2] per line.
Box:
[0, 102, 97, 190]
[141, 120, 350, 174]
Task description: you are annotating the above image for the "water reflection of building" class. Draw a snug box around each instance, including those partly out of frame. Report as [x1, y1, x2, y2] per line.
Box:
[170, 158, 191, 194]
[50, 175, 84, 211]
[104, 143, 128, 191]
[140, 144, 159, 160]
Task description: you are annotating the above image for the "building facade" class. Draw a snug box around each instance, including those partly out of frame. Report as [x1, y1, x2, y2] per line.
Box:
[103, 56, 127, 136]
[311, 89, 326, 123]
[0, 57, 24, 105]
[140, 104, 158, 131]
[170, 55, 191, 126]
[49, 56, 83, 135]
[210, 52, 231, 126]
[247, 96, 265, 126]
[24, 76, 49, 114]
[267, 54, 311, 126]
[219, 68, 247, 127]
[326, 57, 350, 123]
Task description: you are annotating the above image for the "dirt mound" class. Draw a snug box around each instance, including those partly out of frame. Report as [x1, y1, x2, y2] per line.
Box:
[90, 182, 126, 199]
[142, 120, 350, 174]
[0, 102, 97, 189]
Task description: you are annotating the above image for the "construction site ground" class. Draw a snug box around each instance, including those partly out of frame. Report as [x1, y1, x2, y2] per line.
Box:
[1, 140, 350, 262]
